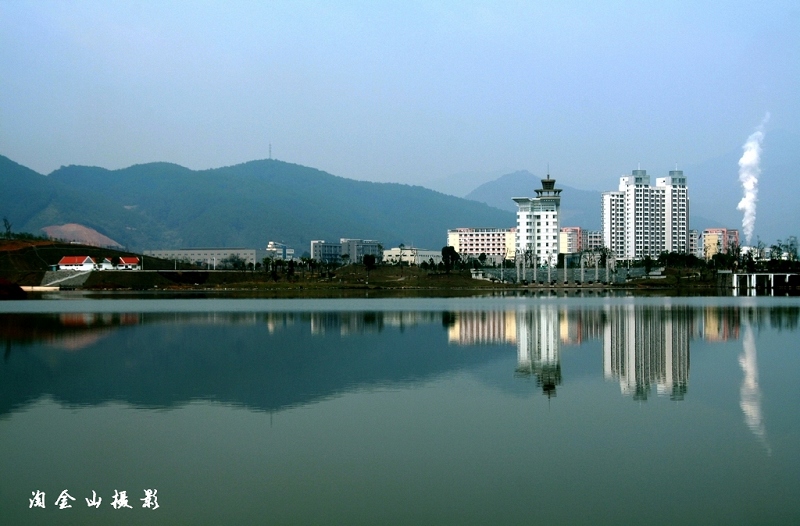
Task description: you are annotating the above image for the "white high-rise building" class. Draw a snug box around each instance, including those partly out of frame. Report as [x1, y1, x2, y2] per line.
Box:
[601, 168, 689, 261]
[513, 174, 562, 267]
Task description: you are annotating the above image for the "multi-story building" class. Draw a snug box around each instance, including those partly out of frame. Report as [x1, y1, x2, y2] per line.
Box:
[340, 238, 382, 263]
[143, 248, 265, 268]
[584, 230, 603, 252]
[265, 241, 295, 261]
[561, 227, 605, 254]
[559, 227, 582, 254]
[513, 174, 562, 267]
[447, 227, 515, 264]
[689, 229, 701, 259]
[310, 238, 382, 264]
[383, 246, 442, 266]
[701, 228, 740, 260]
[601, 168, 689, 261]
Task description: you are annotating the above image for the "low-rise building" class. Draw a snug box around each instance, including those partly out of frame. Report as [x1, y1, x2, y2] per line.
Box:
[55, 256, 140, 271]
[266, 241, 295, 261]
[311, 238, 383, 264]
[340, 239, 382, 263]
[310, 240, 342, 264]
[383, 247, 443, 266]
[117, 256, 140, 270]
[144, 248, 265, 268]
[57, 256, 96, 271]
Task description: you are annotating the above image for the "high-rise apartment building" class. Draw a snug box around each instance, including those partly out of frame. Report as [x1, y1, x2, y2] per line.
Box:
[601, 168, 689, 261]
[513, 174, 562, 267]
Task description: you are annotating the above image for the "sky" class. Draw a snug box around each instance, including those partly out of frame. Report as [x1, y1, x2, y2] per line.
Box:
[1, 0, 798, 191]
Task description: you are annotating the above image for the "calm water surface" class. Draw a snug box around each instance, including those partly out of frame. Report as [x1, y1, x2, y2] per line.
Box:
[1, 296, 799, 525]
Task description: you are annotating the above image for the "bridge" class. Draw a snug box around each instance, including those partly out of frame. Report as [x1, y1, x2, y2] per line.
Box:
[731, 272, 799, 296]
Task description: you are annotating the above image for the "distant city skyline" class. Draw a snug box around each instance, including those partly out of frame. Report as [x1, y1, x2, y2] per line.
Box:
[1, 1, 798, 194]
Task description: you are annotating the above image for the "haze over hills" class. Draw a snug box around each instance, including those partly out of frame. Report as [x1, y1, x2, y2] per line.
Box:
[438, 128, 800, 243]
[0, 155, 515, 253]
[464, 171, 603, 230]
[2, 124, 797, 256]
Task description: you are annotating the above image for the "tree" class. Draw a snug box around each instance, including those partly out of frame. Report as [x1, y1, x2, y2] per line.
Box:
[363, 254, 376, 271]
[478, 253, 487, 267]
[2, 217, 11, 238]
[784, 236, 798, 262]
[340, 253, 350, 266]
[441, 246, 460, 273]
[643, 255, 654, 275]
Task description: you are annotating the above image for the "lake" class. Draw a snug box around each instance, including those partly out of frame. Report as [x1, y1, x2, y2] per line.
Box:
[1, 295, 799, 525]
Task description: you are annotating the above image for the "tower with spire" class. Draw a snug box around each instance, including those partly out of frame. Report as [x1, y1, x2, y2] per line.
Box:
[512, 170, 562, 271]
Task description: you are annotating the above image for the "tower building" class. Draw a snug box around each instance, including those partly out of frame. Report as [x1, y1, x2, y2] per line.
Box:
[513, 173, 562, 267]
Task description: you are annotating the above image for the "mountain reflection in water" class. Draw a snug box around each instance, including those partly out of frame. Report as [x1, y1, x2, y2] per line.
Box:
[2, 304, 798, 418]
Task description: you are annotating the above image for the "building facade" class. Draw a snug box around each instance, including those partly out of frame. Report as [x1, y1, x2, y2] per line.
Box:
[340, 238, 382, 263]
[689, 229, 701, 259]
[310, 240, 342, 263]
[383, 246, 443, 266]
[702, 228, 740, 260]
[601, 168, 689, 261]
[559, 227, 582, 254]
[143, 248, 264, 268]
[265, 241, 295, 261]
[584, 230, 603, 252]
[311, 239, 382, 264]
[447, 227, 515, 264]
[513, 174, 562, 267]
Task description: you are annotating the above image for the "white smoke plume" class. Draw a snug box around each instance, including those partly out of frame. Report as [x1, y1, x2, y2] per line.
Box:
[736, 113, 770, 244]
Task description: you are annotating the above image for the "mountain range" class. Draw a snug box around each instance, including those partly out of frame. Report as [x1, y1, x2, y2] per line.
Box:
[0, 155, 515, 253]
[2, 126, 797, 255]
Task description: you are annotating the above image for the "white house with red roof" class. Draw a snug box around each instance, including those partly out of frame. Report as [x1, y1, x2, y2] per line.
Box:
[116, 256, 140, 270]
[96, 258, 114, 270]
[57, 256, 96, 271]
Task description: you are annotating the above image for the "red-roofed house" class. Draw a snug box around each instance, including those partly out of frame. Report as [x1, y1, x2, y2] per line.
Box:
[57, 256, 95, 271]
[116, 256, 140, 270]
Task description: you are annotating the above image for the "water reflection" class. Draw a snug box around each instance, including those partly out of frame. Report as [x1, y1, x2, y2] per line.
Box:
[2, 304, 800, 417]
[739, 319, 771, 454]
[602, 305, 690, 401]
[444, 303, 800, 404]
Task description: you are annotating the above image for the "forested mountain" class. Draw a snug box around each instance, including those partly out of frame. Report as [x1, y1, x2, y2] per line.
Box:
[0, 156, 515, 252]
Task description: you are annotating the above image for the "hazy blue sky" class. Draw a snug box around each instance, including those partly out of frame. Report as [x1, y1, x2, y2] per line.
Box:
[1, 1, 798, 190]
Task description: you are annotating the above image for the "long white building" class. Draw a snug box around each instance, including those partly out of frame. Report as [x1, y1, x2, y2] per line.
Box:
[447, 227, 515, 264]
[513, 174, 562, 267]
[601, 168, 689, 261]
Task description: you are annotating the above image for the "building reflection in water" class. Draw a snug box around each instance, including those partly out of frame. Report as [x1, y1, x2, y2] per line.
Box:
[8, 304, 785, 408]
[603, 305, 690, 401]
[515, 306, 562, 397]
[445, 307, 564, 397]
[446, 304, 700, 401]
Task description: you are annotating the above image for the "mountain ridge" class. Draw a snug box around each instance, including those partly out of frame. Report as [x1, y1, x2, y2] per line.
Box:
[1, 155, 516, 253]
